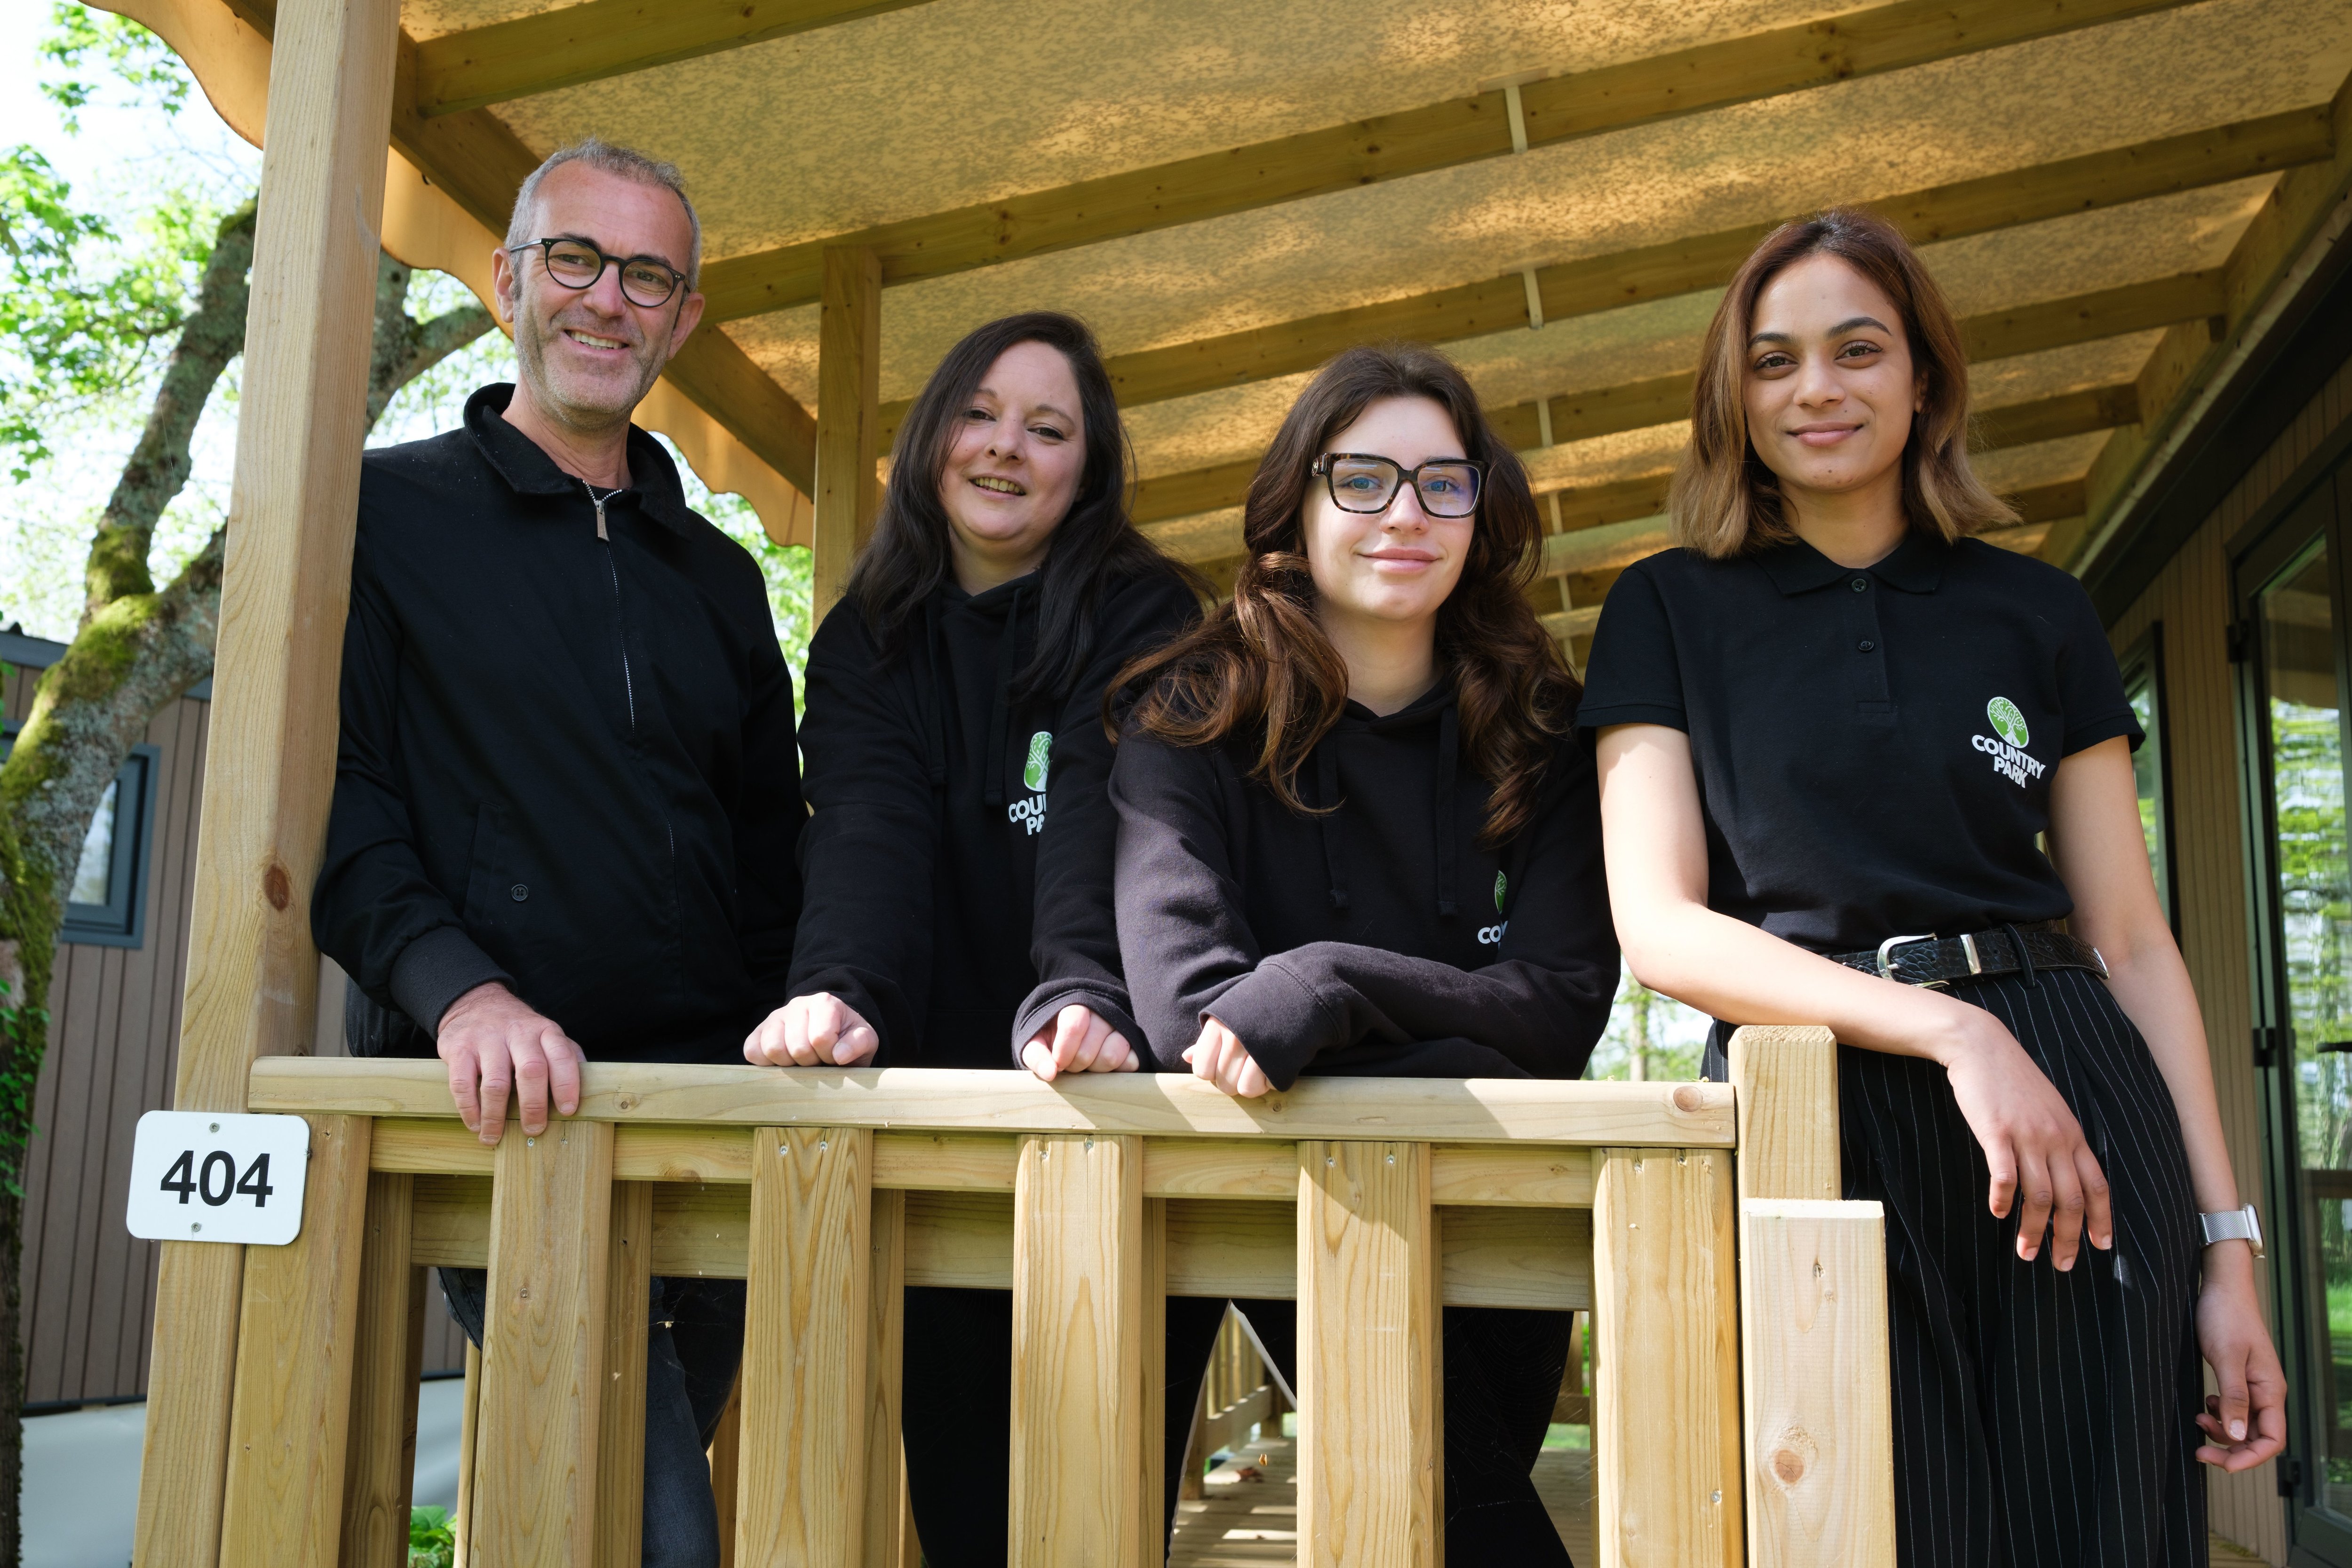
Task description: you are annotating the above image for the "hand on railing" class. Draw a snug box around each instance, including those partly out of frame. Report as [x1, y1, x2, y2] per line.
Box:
[1183, 1016, 1271, 1098]
[437, 981, 584, 1146]
[743, 992, 879, 1068]
[1019, 1003, 1141, 1081]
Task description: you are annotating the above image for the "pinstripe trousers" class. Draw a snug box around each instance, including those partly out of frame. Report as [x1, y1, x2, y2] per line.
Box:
[1714, 968, 2207, 1567]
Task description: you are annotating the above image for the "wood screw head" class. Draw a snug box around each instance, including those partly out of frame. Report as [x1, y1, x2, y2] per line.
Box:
[526, 1137, 535, 1147]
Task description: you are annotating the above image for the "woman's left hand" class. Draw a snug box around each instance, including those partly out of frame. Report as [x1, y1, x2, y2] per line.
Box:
[1021, 1004, 1141, 1082]
[2194, 1241, 2288, 1471]
[1184, 1017, 1271, 1098]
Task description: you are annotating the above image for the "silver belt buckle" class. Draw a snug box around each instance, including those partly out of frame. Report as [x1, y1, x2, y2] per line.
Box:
[1876, 933, 1939, 983]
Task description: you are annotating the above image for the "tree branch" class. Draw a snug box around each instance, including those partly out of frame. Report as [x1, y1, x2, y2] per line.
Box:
[80, 201, 255, 622]
[363, 254, 494, 433]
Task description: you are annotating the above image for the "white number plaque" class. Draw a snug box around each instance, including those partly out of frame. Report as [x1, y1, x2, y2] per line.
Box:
[124, 1111, 311, 1246]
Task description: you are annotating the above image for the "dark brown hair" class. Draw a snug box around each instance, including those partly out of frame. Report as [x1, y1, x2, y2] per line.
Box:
[1672, 207, 2014, 558]
[844, 310, 1194, 699]
[1119, 343, 1578, 846]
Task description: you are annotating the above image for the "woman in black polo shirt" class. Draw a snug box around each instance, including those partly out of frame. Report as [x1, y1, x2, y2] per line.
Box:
[1114, 343, 1617, 1559]
[1580, 208, 2282, 1566]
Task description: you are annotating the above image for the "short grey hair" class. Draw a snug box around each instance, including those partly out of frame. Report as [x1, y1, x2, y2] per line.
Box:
[506, 137, 702, 290]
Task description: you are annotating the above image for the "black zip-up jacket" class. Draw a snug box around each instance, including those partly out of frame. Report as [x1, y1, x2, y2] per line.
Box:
[1112, 683, 1617, 1087]
[789, 567, 1196, 1067]
[313, 384, 803, 1064]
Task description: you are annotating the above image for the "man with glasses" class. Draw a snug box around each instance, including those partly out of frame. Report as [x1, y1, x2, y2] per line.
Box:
[313, 139, 800, 1568]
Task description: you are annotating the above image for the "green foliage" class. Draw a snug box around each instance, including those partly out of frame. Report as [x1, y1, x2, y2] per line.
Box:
[652, 437, 815, 710]
[0, 979, 47, 1202]
[37, 4, 189, 133]
[407, 1505, 455, 1568]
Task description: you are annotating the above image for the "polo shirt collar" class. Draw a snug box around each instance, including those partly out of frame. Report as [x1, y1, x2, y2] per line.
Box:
[1753, 530, 1947, 596]
[463, 382, 698, 536]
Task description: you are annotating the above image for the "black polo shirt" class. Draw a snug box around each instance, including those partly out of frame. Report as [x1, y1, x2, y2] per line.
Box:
[1575, 531, 2140, 954]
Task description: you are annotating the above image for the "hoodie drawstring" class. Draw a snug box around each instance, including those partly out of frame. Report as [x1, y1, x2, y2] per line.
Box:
[1434, 702, 1460, 919]
[982, 583, 1025, 808]
[1315, 742, 1351, 914]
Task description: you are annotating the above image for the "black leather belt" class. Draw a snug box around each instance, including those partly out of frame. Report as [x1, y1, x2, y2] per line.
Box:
[1828, 926, 2108, 989]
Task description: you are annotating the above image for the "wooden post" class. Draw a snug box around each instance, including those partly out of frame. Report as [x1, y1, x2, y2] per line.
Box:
[594, 1182, 655, 1568]
[340, 1170, 421, 1568]
[863, 1189, 908, 1568]
[1009, 1133, 1144, 1566]
[813, 245, 882, 618]
[737, 1127, 874, 1565]
[710, 1387, 742, 1568]
[1592, 1148, 1740, 1568]
[218, 1115, 376, 1564]
[1138, 1196, 1168, 1566]
[1295, 1140, 1436, 1568]
[132, 0, 401, 1557]
[454, 1342, 481, 1568]
[1740, 1201, 1896, 1567]
[474, 1122, 617, 1567]
[1729, 1025, 1841, 1202]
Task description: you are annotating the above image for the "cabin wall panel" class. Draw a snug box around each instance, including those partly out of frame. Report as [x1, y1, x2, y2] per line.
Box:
[2108, 345, 2352, 1566]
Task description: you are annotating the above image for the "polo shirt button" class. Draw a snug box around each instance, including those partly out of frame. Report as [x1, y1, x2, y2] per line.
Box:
[510, 883, 529, 902]
[1857, 640, 1875, 652]
[1851, 578, 1869, 592]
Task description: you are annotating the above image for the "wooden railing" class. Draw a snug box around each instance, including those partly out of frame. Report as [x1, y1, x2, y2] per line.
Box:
[141, 1024, 1891, 1567]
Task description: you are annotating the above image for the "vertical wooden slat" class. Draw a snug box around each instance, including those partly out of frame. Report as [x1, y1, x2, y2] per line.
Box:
[1296, 1140, 1436, 1568]
[1009, 1133, 1144, 1566]
[1730, 1025, 1841, 1202]
[862, 1188, 908, 1568]
[132, 0, 402, 1550]
[339, 1171, 419, 1568]
[737, 1126, 873, 1565]
[1740, 1200, 1896, 1568]
[709, 1389, 741, 1568]
[454, 1342, 481, 1568]
[594, 1182, 655, 1568]
[813, 245, 882, 617]
[217, 1115, 376, 1565]
[897, 1449, 920, 1568]
[1593, 1148, 1740, 1568]
[474, 1121, 616, 1568]
[1138, 1196, 1168, 1566]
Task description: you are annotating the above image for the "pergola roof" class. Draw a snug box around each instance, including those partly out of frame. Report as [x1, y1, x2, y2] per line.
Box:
[118, 0, 2352, 638]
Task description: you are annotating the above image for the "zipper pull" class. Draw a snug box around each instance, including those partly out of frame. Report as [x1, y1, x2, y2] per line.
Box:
[593, 492, 607, 541]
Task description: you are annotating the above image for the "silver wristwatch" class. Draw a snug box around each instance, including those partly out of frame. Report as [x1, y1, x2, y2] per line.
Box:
[2199, 1203, 2264, 1257]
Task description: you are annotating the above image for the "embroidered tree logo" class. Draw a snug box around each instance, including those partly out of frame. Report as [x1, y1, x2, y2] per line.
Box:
[1986, 697, 2030, 749]
[1494, 871, 1507, 913]
[1023, 731, 1052, 793]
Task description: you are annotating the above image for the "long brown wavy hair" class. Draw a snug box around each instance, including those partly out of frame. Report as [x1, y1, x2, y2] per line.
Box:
[1119, 343, 1578, 846]
[1671, 207, 2015, 558]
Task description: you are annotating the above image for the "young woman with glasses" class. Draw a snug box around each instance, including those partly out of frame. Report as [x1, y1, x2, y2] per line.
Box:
[1112, 343, 1618, 1560]
[1580, 208, 2284, 1566]
[741, 311, 1209, 1564]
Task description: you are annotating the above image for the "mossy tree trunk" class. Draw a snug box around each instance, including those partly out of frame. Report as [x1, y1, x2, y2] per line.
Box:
[0, 206, 491, 1563]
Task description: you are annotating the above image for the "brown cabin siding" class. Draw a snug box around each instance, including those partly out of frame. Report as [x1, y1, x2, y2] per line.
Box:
[2106, 345, 2352, 1565]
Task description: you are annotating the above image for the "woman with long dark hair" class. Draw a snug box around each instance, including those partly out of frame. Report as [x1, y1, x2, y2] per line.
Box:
[744, 311, 1206, 1563]
[1581, 208, 2283, 1565]
[1115, 342, 1618, 1559]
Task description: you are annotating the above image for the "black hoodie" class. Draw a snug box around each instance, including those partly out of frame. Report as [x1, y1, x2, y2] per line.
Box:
[789, 567, 1197, 1067]
[1111, 684, 1617, 1088]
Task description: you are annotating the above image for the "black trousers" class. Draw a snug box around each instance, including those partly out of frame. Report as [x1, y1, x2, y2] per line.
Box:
[1714, 968, 2207, 1568]
[1207, 1299, 1577, 1562]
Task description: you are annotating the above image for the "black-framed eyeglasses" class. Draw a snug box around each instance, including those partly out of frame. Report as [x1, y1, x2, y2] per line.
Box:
[509, 237, 689, 309]
[1311, 453, 1486, 518]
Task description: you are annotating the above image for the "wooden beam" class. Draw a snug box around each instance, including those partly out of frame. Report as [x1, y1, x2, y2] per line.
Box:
[219, 1116, 376, 1567]
[815, 246, 883, 618]
[339, 1171, 423, 1568]
[254, 1057, 1740, 1146]
[475, 1121, 616, 1567]
[737, 1128, 873, 1565]
[1730, 1026, 1842, 1204]
[698, 0, 2203, 323]
[1296, 1140, 1437, 1568]
[593, 1182, 654, 1568]
[1593, 1148, 1742, 1568]
[1078, 108, 2329, 417]
[1972, 382, 2140, 449]
[861, 1190, 909, 1568]
[413, 0, 941, 117]
[133, 0, 402, 1562]
[1128, 272, 2218, 531]
[1009, 1134, 1145, 1565]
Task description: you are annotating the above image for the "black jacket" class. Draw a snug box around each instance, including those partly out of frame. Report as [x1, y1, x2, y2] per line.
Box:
[1111, 684, 1617, 1088]
[789, 568, 1196, 1067]
[313, 384, 803, 1064]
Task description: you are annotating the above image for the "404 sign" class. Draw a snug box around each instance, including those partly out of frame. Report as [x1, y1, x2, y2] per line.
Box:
[124, 1111, 311, 1246]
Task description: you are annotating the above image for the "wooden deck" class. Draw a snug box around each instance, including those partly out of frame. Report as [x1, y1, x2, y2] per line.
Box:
[1167, 1419, 1592, 1566]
